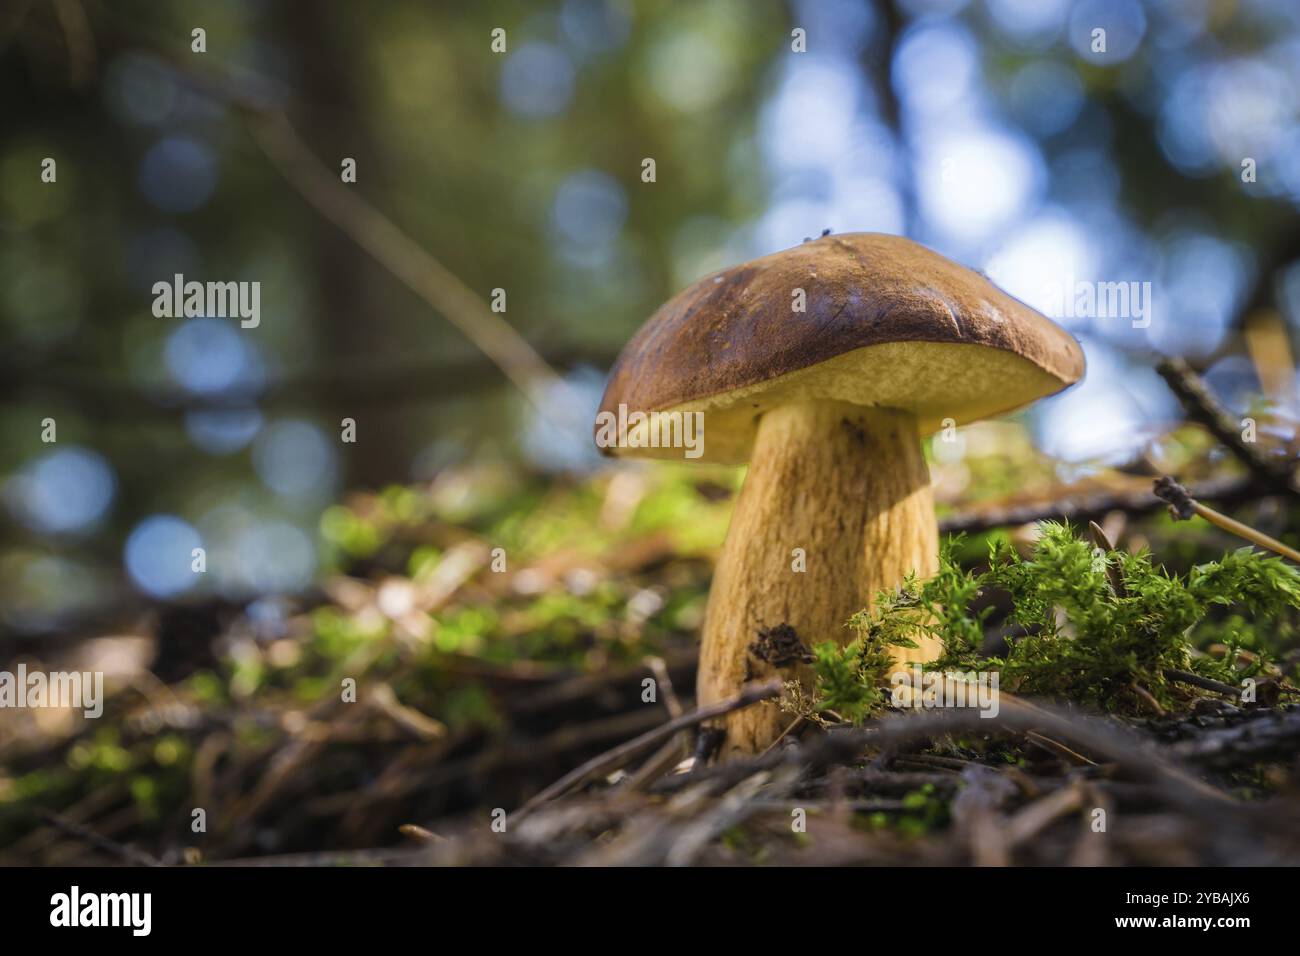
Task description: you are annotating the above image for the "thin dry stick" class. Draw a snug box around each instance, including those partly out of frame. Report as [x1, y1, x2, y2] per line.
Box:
[1192, 502, 1300, 563]
[1164, 668, 1240, 698]
[623, 656, 689, 791]
[1156, 358, 1298, 494]
[1154, 476, 1300, 563]
[624, 737, 689, 792]
[1130, 682, 1168, 717]
[1005, 780, 1087, 849]
[516, 679, 783, 817]
[1068, 782, 1112, 867]
[938, 474, 1259, 536]
[246, 109, 573, 416]
[1088, 520, 1127, 597]
[759, 716, 805, 758]
[50, 0, 96, 86]
[36, 811, 162, 867]
[1024, 730, 1096, 767]
[644, 655, 684, 720]
[397, 823, 445, 844]
[623, 657, 689, 791]
[85, 34, 571, 417]
[658, 693, 1237, 815]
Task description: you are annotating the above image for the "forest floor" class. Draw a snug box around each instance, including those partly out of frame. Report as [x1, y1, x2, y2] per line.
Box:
[4, 408, 1300, 866]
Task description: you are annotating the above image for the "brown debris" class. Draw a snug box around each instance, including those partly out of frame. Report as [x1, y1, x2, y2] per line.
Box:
[748, 623, 815, 668]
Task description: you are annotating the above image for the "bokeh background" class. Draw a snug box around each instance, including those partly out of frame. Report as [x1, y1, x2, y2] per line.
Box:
[4, 0, 1300, 637]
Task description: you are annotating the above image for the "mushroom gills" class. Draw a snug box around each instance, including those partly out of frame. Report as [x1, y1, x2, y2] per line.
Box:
[615, 339, 1070, 465]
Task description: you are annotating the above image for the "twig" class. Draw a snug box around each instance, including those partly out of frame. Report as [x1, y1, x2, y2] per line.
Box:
[892, 753, 972, 772]
[1005, 780, 1086, 849]
[36, 811, 162, 867]
[1024, 730, 1097, 766]
[304, 709, 664, 817]
[1130, 682, 1168, 717]
[664, 770, 782, 867]
[938, 475, 1260, 535]
[210, 847, 419, 867]
[511, 648, 698, 715]
[623, 737, 689, 792]
[1164, 668, 1240, 698]
[88, 32, 572, 417]
[656, 695, 1236, 817]
[759, 716, 805, 758]
[951, 766, 1016, 866]
[644, 656, 684, 720]
[1154, 476, 1300, 563]
[367, 684, 447, 742]
[1156, 358, 1298, 494]
[621, 657, 691, 791]
[1170, 707, 1300, 769]
[397, 824, 445, 844]
[1088, 520, 1127, 597]
[246, 111, 571, 416]
[1068, 782, 1112, 866]
[515, 679, 783, 817]
[50, 0, 95, 86]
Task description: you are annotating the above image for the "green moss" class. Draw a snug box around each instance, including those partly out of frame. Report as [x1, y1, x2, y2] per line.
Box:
[855, 784, 948, 838]
[848, 523, 1298, 712]
[320, 504, 383, 559]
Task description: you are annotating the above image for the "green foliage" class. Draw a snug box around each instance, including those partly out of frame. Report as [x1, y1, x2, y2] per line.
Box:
[857, 784, 949, 838]
[846, 582, 924, 653]
[320, 504, 385, 559]
[864, 523, 1299, 712]
[808, 639, 884, 725]
[810, 595, 922, 724]
[809, 524, 1298, 720]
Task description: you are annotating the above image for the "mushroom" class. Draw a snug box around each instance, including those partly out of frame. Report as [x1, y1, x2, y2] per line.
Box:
[596, 233, 1085, 756]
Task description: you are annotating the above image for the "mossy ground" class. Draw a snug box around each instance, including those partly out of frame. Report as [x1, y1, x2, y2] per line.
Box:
[3, 429, 1300, 865]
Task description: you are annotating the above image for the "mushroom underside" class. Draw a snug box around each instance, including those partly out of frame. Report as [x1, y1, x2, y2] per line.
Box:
[608, 339, 1069, 464]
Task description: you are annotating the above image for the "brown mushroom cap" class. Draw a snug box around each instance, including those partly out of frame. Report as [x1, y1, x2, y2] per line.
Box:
[597, 232, 1085, 464]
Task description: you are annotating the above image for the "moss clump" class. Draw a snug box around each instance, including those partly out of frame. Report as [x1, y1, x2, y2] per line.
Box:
[817, 522, 1299, 715]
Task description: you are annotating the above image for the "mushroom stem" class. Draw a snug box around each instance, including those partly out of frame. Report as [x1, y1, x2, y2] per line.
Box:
[697, 400, 941, 757]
